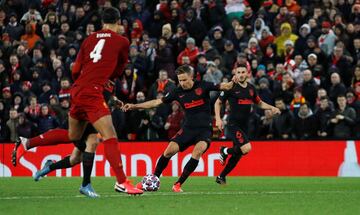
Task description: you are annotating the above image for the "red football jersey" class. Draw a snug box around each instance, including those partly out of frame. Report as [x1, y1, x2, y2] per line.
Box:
[73, 29, 129, 87]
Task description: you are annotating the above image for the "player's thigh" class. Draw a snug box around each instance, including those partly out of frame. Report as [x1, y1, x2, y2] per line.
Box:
[163, 141, 180, 158]
[92, 114, 117, 140]
[68, 115, 88, 141]
[230, 125, 250, 154]
[69, 147, 82, 165]
[192, 141, 208, 159]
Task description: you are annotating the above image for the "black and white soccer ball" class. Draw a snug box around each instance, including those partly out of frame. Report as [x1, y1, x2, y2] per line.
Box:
[141, 174, 160, 191]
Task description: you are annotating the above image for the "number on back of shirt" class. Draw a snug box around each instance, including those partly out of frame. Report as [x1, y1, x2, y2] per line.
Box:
[90, 39, 105, 63]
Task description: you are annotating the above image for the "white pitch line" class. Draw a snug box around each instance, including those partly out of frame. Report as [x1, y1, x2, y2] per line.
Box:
[0, 190, 358, 200]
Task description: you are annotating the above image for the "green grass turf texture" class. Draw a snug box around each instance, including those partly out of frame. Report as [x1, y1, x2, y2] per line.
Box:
[0, 177, 359, 215]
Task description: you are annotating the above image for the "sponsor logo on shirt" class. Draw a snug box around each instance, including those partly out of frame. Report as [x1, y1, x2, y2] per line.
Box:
[184, 99, 205, 109]
[238, 99, 253, 105]
[195, 88, 203, 96]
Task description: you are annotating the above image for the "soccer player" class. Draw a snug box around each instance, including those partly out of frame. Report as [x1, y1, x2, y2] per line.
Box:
[14, 7, 142, 197]
[122, 65, 237, 192]
[214, 64, 280, 185]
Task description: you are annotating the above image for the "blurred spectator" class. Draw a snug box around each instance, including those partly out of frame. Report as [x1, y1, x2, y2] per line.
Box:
[38, 81, 54, 104]
[319, 21, 336, 56]
[275, 22, 298, 57]
[293, 102, 318, 139]
[329, 94, 356, 139]
[16, 113, 37, 138]
[203, 61, 223, 85]
[202, 36, 219, 61]
[155, 37, 176, 80]
[5, 12, 24, 42]
[258, 76, 273, 105]
[177, 37, 199, 66]
[258, 109, 274, 140]
[165, 101, 184, 139]
[24, 95, 40, 122]
[329, 46, 352, 87]
[315, 96, 334, 138]
[37, 104, 59, 134]
[116, 65, 143, 103]
[20, 4, 43, 24]
[290, 87, 306, 114]
[346, 90, 360, 138]
[21, 22, 41, 50]
[222, 40, 238, 77]
[12, 93, 25, 112]
[269, 98, 295, 140]
[6, 108, 19, 142]
[301, 70, 319, 108]
[328, 72, 347, 104]
[126, 91, 148, 140]
[294, 24, 311, 56]
[184, 8, 207, 45]
[148, 70, 176, 100]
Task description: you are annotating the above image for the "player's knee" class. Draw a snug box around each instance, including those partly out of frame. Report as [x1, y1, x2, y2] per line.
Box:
[85, 134, 98, 153]
[70, 154, 81, 166]
[68, 131, 81, 142]
[233, 145, 242, 155]
[163, 150, 176, 158]
[241, 143, 251, 155]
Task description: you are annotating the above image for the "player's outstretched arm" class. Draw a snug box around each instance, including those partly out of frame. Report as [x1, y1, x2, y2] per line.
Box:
[214, 98, 224, 131]
[257, 100, 281, 115]
[122, 99, 163, 112]
[219, 81, 234, 91]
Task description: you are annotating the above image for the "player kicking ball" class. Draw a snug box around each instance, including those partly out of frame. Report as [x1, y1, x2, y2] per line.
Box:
[13, 7, 142, 197]
[215, 64, 280, 185]
[122, 65, 238, 192]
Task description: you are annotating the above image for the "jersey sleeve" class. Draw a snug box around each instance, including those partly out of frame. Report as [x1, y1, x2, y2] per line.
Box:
[251, 85, 261, 104]
[112, 37, 130, 79]
[71, 42, 85, 81]
[202, 81, 220, 92]
[218, 90, 230, 103]
[161, 90, 177, 104]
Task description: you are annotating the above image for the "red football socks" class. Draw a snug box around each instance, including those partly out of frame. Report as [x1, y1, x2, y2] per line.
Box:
[103, 138, 127, 184]
[28, 129, 71, 149]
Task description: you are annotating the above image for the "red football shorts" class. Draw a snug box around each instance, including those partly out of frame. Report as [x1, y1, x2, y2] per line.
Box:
[69, 85, 110, 124]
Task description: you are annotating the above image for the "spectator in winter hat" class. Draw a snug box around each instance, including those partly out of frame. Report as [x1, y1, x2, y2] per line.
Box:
[275, 22, 298, 56]
[177, 37, 199, 66]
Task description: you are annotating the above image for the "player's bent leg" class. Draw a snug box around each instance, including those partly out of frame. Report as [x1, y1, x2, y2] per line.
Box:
[12, 129, 74, 167]
[173, 141, 208, 192]
[154, 141, 180, 177]
[34, 148, 81, 182]
[217, 142, 250, 185]
[68, 116, 88, 141]
[81, 134, 99, 188]
[93, 115, 143, 195]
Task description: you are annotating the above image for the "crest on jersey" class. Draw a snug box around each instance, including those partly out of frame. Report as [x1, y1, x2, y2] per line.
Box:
[249, 89, 254, 97]
[220, 91, 224, 96]
[195, 88, 202, 95]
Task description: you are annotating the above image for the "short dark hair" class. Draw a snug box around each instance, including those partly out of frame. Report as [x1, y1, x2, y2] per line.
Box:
[275, 97, 284, 103]
[319, 96, 329, 101]
[337, 94, 346, 99]
[102, 7, 120, 24]
[235, 63, 247, 69]
[176, 65, 193, 75]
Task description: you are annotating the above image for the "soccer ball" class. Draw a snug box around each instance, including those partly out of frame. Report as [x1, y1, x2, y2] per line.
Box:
[141, 174, 160, 191]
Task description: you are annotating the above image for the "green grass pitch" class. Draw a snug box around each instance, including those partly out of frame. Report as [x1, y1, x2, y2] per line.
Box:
[0, 177, 359, 215]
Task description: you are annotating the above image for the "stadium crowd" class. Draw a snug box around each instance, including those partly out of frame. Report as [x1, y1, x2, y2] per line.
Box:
[1, 0, 360, 142]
